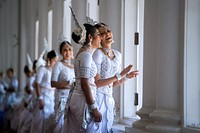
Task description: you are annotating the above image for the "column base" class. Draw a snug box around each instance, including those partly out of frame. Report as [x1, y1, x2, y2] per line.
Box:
[147, 109, 181, 133]
[146, 124, 181, 133]
[132, 107, 154, 130]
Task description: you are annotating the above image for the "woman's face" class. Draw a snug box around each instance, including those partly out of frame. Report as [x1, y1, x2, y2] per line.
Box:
[50, 57, 58, 68]
[91, 29, 101, 49]
[61, 44, 73, 60]
[98, 26, 113, 47]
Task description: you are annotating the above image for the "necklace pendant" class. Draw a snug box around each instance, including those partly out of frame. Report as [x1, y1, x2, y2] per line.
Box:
[108, 51, 112, 57]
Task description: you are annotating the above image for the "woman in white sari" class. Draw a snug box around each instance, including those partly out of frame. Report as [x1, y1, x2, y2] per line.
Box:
[62, 23, 102, 133]
[31, 50, 58, 133]
[51, 39, 75, 133]
[93, 23, 139, 132]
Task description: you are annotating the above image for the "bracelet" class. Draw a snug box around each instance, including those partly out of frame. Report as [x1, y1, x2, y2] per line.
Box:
[124, 76, 129, 81]
[38, 96, 43, 100]
[89, 101, 97, 110]
[115, 73, 122, 81]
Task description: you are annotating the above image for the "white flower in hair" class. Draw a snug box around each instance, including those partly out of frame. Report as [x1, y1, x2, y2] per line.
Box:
[36, 49, 46, 70]
[36, 38, 49, 70]
[43, 38, 50, 52]
[58, 33, 68, 44]
[27, 53, 33, 72]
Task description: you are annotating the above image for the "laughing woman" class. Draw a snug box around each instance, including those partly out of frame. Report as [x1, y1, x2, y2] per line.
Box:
[93, 22, 139, 132]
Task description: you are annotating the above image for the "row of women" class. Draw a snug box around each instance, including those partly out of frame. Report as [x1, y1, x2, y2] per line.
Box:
[1, 15, 139, 133]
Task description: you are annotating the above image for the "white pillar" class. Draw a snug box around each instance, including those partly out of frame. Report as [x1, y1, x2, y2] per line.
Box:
[52, 0, 63, 53]
[11, 0, 19, 76]
[0, 0, 6, 72]
[132, 0, 183, 133]
[27, 0, 36, 59]
[19, 0, 27, 90]
[5, 0, 12, 69]
[38, 0, 48, 54]
[63, 0, 71, 41]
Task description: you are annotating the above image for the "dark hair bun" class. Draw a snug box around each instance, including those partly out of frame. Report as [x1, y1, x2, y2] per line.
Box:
[71, 32, 81, 44]
[24, 65, 30, 73]
[47, 50, 57, 59]
[71, 23, 97, 45]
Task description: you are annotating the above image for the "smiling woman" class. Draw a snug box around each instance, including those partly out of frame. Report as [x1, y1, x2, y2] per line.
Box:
[51, 35, 75, 133]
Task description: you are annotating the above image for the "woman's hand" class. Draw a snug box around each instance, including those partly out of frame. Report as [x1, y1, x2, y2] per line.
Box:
[126, 70, 139, 79]
[39, 99, 44, 110]
[120, 65, 133, 77]
[91, 108, 102, 122]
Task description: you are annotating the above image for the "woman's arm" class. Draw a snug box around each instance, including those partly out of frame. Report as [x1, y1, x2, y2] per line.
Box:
[35, 82, 44, 109]
[95, 74, 117, 88]
[51, 81, 71, 89]
[81, 78, 102, 122]
[113, 70, 139, 88]
[81, 78, 95, 105]
[95, 65, 134, 88]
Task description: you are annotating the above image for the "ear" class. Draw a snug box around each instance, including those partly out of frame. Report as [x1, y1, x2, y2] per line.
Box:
[88, 34, 93, 41]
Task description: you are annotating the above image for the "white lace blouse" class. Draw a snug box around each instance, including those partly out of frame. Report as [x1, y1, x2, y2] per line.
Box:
[75, 51, 97, 88]
[51, 61, 75, 88]
[93, 48, 122, 80]
[35, 66, 52, 89]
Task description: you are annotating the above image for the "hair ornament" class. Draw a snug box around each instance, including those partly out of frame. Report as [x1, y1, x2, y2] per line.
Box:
[69, 6, 86, 45]
[35, 38, 49, 69]
[58, 33, 69, 44]
[86, 16, 98, 26]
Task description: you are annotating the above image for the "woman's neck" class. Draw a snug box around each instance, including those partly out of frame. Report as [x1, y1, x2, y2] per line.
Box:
[102, 43, 112, 49]
[62, 59, 71, 62]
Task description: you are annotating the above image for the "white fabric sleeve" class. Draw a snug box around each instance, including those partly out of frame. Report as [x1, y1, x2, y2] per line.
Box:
[12, 78, 18, 91]
[35, 66, 45, 84]
[93, 49, 103, 74]
[28, 76, 35, 91]
[51, 62, 61, 81]
[79, 52, 93, 78]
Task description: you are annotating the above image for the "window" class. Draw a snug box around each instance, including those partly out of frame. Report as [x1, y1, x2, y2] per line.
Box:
[35, 20, 39, 59]
[121, 0, 144, 123]
[48, 10, 52, 50]
[63, 0, 71, 39]
[184, 0, 200, 130]
[86, 0, 99, 20]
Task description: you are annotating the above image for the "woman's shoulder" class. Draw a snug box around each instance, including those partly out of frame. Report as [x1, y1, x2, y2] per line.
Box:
[94, 48, 104, 54]
[54, 61, 63, 67]
[79, 51, 93, 59]
[37, 66, 46, 71]
[93, 48, 104, 58]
